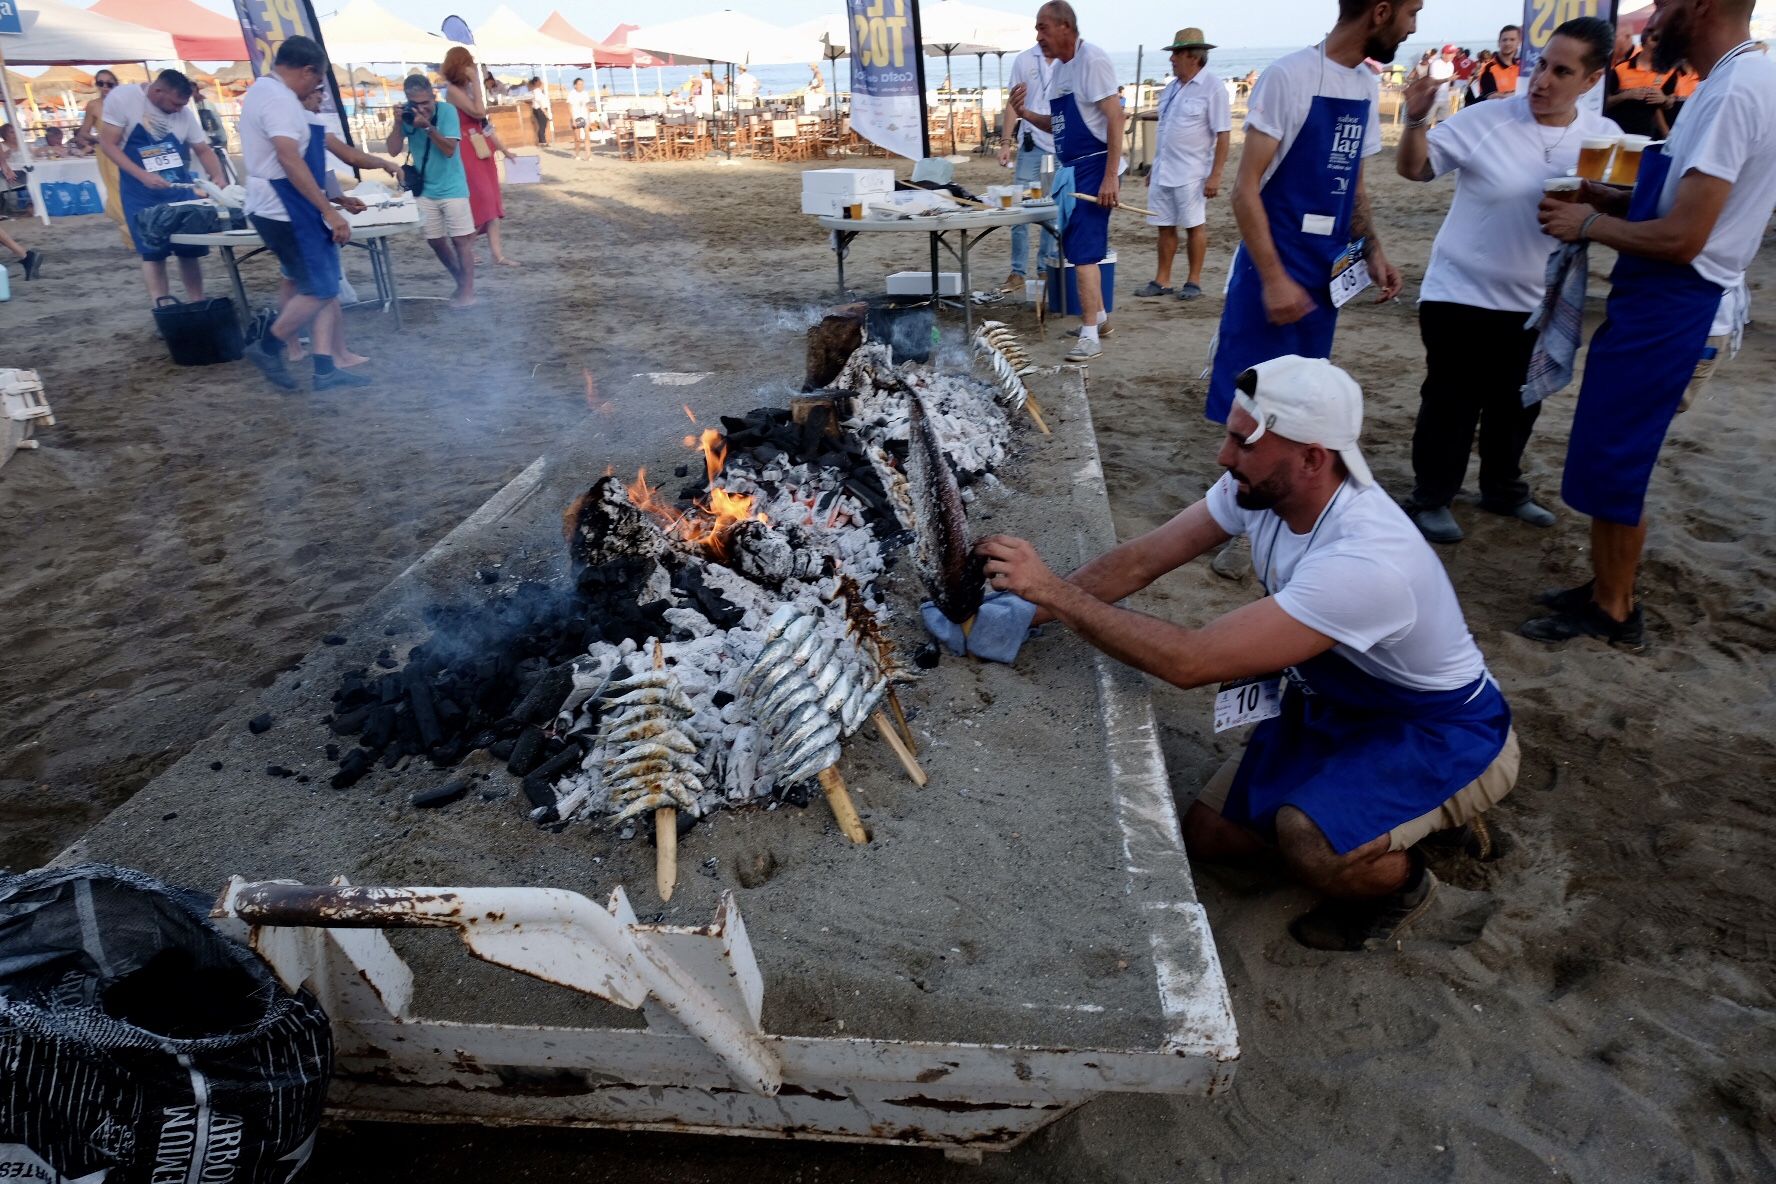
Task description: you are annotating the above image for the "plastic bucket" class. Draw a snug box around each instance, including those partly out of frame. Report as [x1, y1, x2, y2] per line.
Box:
[1046, 250, 1118, 317]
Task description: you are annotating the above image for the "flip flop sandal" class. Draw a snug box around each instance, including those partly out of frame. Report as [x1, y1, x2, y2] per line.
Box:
[1135, 281, 1173, 297]
[1178, 282, 1204, 300]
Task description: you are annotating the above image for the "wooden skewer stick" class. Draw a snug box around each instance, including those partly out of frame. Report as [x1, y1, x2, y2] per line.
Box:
[1024, 395, 1052, 435]
[651, 641, 676, 902]
[817, 766, 870, 843]
[885, 686, 917, 753]
[1072, 191, 1163, 219]
[960, 614, 978, 642]
[873, 710, 928, 787]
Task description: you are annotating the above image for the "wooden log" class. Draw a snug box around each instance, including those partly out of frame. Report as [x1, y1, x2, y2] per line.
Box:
[873, 711, 928, 787]
[817, 766, 870, 844]
[789, 395, 844, 437]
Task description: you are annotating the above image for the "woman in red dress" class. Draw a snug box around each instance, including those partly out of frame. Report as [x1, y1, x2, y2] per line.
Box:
[441, 47, 520, 267]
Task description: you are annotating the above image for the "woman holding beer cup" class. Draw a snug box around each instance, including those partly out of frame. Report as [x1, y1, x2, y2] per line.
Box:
[1392, 17, 1621, 544]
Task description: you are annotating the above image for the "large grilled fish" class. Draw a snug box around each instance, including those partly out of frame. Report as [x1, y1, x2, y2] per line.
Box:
[901, 385, 987, 624]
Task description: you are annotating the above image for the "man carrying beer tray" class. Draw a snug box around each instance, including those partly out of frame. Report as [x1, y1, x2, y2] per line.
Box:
[1525, 0, 1776, 651]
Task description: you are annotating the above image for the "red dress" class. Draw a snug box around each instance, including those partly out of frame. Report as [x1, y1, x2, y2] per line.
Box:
[456, 109, 505, 231]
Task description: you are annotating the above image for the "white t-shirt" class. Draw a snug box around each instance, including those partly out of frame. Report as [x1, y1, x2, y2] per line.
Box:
[1658, 47, 1776, 290]
[101, 82, 207, 148]
[1009, 45, 1055, 154]
[569, 88, 592, 121]
[239, 74, 312, 222]
[530, 86, 552, 121]
[1428, 55, 1455, 106]
[736, 72, 760, 99]
[1047, 39, 1119, 149]
[1205, 474, 1490, 693]
[1422, 99, 1622, 312]
[1151, 69, 1231, 189]
[1245, 44, 1382, 188]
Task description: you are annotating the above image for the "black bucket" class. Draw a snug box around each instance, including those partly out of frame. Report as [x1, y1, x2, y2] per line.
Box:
[865, 296, 938, 363]
[153, 296, 244, 366]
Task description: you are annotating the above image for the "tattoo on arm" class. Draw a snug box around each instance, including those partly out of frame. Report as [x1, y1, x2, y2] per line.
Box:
[1351, 183, 1381, 257]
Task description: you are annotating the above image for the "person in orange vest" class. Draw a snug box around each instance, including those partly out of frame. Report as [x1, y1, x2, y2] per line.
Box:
[1476, 24, 1522, 99]
[1664, 62, 1701, 117]
[1607, 29, 1676, 136]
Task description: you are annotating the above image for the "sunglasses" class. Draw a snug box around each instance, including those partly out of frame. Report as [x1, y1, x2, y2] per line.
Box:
[96, 80, 117, 89]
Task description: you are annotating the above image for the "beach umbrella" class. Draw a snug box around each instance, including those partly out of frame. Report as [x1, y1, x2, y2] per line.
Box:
[322, 0, 456, 67]
[87, 0, 250, 62]
[915, 0, 1028, 158]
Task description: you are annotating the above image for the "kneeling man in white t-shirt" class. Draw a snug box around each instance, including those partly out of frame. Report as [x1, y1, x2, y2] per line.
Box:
[980, 356, 1519, 951]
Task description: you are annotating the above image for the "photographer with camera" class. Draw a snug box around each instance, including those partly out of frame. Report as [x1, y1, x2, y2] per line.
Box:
[387, 75, 476, 309]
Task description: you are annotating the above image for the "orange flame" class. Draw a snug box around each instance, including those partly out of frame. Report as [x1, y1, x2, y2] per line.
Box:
[683, 404, 698, 423]
[584, 369, 613, 416]
[622, 425, 764, 562]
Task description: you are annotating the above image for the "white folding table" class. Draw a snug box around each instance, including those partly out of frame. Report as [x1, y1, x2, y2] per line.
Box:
[816, 204, 1062, 334]
[169, 218, 419, 329]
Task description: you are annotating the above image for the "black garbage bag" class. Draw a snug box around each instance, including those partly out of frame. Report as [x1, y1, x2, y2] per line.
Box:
[0, 865, 333, 1183]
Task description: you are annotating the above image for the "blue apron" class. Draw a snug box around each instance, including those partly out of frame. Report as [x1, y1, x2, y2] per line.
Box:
[119, 118, 206, 262]
[1051, 86, 1111, 266]
[1224, 650, 1512, 856]
[264, 122, 342, 301]
[1205, 87, 1369, 423]
[1560, 145, 1722, 526]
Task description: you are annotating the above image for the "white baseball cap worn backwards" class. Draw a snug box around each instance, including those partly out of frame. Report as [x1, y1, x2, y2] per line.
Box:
[1233, 355, 1375, 488]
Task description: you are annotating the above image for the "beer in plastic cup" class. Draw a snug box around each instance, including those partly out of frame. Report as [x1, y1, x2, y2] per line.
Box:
[1000, 191, 1016, 208]
[1608, 135, 1651, 186]
[1543, 176, 1584, 203]
[1027, 185, 1044, 200]
[846, 202, 863, 219]
[1577, 136, 1617, 182]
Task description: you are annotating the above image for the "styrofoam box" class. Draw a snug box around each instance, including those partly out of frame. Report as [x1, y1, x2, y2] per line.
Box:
[887, 271, 963, 297]
[801, 168, 895, 216]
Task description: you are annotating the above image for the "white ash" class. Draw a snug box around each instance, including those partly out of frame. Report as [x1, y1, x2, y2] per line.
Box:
[839, 346, 1012, 483]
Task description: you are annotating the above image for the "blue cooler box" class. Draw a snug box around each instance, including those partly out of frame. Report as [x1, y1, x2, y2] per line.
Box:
[1046, 249, 1117, 317]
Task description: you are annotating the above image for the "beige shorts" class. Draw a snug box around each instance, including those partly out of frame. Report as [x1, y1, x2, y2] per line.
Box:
[1678, 334, 1730, 414]
[418, 195, 474, 239]
[1196, 728, 1521, 853]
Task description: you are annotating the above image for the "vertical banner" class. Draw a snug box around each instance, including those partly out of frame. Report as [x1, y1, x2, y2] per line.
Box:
[1522, 0, 1618, 113]
[848, 0, 928, 160]
[234, 0, 353, 144]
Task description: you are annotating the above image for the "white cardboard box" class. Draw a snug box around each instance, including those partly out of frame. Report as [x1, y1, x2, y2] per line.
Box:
[504, 156, 542, 185]
[801, 168, 895, 216]
[886, 271, 963, 297]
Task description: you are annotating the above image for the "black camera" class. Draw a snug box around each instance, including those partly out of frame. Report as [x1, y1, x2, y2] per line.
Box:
[402, 102, 418, 124]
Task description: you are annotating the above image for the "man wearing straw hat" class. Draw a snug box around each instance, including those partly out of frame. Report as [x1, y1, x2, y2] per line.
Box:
[1135, 27, 1230, 302]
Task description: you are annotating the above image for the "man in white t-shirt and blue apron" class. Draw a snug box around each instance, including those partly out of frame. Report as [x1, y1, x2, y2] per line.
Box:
[1205, 0, 1418, 425]
[97, 70, 227, 306]
[1007, 1, 1123, 363]
[980, 356, 1518, 951]
[1525, 0, 1776, 651]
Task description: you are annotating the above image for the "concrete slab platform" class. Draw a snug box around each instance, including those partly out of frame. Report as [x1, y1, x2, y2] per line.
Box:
[62, 364, 1235, 1076]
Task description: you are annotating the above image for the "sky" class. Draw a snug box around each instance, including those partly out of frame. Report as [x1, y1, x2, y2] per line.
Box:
[182, 0, 1537, 54]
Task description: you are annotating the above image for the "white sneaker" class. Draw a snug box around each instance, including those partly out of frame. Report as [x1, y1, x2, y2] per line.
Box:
[1064, 336, 1102, 363]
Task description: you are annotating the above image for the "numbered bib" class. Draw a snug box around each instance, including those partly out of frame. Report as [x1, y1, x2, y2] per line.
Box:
[1329, 237, 1373, 308]
[1213, 676, 1283, 733]
[136, 137, 183, 174]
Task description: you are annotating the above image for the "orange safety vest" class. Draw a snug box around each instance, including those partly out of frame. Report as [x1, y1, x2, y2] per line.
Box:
[1482, 60, 1520, 95]
[1614, 60, 1667, 92]
[1667, 67, 1699, 99]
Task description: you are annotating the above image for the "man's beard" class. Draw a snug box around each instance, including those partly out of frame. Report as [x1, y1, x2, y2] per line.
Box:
[1652, 23, 1689, 73]
[1232, 472, 1291, 512]
[1365, 30, 1406, 64]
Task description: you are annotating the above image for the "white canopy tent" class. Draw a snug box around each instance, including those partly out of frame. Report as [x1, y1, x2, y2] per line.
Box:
[472, 5, 593, 66]
[627, 11, 818, 69]
[319, 0, 456, 67]
[787, 15, 850, 113]
[0, 0, 180, 196]
[0, 0, 179, 65]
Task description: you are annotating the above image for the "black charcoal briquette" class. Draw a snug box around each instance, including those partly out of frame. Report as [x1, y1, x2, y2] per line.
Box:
[247, 713, 274, 734]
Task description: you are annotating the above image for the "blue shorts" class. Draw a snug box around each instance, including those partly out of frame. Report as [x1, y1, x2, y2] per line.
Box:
[1062, 154, 1111, 266]
[251, 213, 340, 301]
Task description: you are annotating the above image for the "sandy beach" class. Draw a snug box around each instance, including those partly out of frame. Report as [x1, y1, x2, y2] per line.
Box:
[1, 134, 1773, 1182]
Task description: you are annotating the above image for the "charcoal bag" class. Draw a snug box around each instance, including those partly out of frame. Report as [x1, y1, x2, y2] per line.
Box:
[0, 865, 333, 1184]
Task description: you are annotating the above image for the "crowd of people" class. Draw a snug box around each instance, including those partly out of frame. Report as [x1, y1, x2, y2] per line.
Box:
[983, 0, 1776, 951]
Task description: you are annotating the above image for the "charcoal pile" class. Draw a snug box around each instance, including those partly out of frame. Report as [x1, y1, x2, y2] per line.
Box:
[317, 328, 1022, 843]
[323, 566, 740, 793]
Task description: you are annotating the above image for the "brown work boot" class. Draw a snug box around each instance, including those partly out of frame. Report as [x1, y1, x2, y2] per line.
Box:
[1289, 852, 1438, 951]
[1421, 814, 1510, 862]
